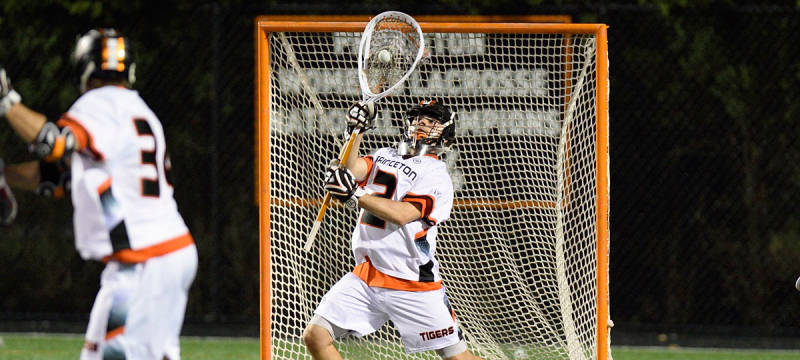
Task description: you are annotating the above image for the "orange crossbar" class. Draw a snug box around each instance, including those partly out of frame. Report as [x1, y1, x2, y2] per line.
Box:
[255, 14, 572, 24]
[256, 21, 605, 35]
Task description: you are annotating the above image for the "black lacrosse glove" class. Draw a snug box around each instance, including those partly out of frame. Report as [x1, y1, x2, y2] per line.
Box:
[324, 165, 367, 203]
[0, 158, 18, 226]
[346, 101, 378, 134]
[36, 159, 71, 199]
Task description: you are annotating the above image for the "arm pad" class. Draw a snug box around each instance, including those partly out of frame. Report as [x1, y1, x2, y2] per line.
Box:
[30, 122, 78, 162]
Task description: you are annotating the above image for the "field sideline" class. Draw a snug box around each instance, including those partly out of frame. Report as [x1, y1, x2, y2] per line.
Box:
[2, 333, 800, 360]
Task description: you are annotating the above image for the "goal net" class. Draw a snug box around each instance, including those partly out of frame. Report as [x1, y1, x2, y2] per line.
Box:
[256, 17, 610, 360]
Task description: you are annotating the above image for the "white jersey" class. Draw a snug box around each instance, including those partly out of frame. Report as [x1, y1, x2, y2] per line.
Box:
[59, 86, 189, 261]
[351, 147, 454, 284]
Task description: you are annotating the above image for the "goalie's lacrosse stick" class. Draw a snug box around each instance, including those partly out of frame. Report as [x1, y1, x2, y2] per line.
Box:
[304, 11, 426, 252]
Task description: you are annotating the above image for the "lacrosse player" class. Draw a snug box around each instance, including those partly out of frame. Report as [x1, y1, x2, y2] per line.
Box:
[0, 28, 196, 360]
[303, 100, 483, 360]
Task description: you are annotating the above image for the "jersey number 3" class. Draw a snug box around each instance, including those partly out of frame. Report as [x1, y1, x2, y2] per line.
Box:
[360, 170, 397, 229]
[134, 118, 172, 197]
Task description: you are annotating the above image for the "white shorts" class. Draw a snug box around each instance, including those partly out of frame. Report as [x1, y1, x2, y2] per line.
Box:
[124, 244, 197, 360]
[81, 262, 138, 360]
[314, 273, 462, 354]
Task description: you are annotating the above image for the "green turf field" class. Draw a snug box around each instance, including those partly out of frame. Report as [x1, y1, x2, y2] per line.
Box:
[0, 333, 259, 360]
[2, 333, 800, 360]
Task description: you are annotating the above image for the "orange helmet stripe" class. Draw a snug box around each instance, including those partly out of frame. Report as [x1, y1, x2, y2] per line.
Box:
[100, 36, 126, 72]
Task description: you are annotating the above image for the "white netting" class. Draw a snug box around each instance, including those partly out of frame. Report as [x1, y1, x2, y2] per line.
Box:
[266, 28, 603, 360]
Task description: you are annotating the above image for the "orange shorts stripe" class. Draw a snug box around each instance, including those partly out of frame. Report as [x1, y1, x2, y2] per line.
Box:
[352, 258, 442, 291]
[103, 233, 194, 264]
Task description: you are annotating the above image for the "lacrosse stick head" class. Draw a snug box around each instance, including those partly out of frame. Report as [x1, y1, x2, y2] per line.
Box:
[358, 11, 425, 101]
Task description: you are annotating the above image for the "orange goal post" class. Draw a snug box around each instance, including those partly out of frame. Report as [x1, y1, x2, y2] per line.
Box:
[255, 15, 610, 360]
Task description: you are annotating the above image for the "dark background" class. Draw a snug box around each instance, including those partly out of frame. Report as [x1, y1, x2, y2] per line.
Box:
[1, 0, 799, 349]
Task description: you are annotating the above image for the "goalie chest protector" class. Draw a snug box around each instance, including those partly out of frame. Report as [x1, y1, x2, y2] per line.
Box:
[351, 147, 454, 284]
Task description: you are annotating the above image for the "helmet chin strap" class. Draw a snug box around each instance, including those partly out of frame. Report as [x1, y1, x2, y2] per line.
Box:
[397, 138, 438, 157]
[397, 141, 411, 155]
[128, 63, 136, 86]
[398, 115, 449, 156]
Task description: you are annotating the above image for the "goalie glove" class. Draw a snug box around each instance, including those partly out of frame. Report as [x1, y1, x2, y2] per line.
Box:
[36, 159, 71, 199]
[0, 66, 22, 118]
[346, 101, 377, 134]
[324, 165, 368, 202]
[0, 158, 18, 226]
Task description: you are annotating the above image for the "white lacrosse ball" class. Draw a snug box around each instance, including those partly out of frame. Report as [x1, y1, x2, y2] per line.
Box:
[378, 49, 392, 64]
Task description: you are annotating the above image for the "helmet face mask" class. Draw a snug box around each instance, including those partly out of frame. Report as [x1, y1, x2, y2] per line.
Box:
[398, 100, 455, 156]
[72, 28, 136, 93]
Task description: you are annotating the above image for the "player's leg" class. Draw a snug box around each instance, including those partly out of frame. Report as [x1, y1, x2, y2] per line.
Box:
[80, 267, 116, 360]
[163, 336, 181, 360]
[124, 244, 197, 359]
[80, 262, 138, 360]
[439, 347, 483, 360]
[302, 316, 344, 360]
[303, 273, 389, 359]
[384, 287, 483, 360]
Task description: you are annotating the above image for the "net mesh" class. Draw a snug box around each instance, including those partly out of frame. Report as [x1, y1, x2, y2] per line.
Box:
[266, 28, 602, 360]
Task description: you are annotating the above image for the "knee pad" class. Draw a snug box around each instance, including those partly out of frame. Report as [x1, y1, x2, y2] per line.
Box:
[308, 314, 350, 340]
[435, 339, 467, 359]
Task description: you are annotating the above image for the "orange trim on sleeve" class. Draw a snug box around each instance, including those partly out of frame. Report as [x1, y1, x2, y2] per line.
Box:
[105, 326, 124, 341]
[352, 258, 442, 291]
[357, 155, 375, 186]
[403, 192, 435, 220]
[403, 197, 429, 218]
[57, 115, 105, 160]
[103, 233, 194, 264]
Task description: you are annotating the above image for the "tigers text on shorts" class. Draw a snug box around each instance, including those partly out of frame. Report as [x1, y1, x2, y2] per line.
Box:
[314, 273, 462, 353]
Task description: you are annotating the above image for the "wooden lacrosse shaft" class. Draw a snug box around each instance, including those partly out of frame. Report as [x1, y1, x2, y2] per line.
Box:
[303, 127, 361, 251]
[303, 80, 385, 252]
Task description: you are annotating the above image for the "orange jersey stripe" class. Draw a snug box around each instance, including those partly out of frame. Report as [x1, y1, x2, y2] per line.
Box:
[403, 192, 435, 221]
[57, 115, 105, 160]
[105, 326, 124, 341]
[358, 155, 375, 186]
[103, 233, 194, 264]
[97, 177, 112, 194]
[353, 258, 442, 291]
